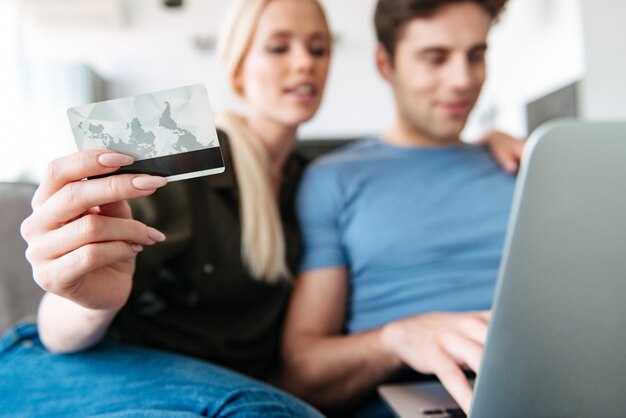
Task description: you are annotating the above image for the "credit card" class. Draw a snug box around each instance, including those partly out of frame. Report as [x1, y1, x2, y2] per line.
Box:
[67, 83, 225, 181]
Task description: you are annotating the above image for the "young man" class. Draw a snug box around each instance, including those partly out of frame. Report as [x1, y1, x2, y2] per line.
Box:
[281, 0, 514, 416]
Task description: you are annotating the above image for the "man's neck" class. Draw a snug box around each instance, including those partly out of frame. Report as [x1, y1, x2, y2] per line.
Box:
[383, 119, 463, 148]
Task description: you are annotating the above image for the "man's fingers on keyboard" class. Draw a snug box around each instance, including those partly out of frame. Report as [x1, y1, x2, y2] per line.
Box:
[445, 334, 483, 374]
[433, 356, 473, 414]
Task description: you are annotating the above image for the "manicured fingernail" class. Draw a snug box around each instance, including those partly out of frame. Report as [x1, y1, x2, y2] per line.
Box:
[147, 227, 166, 242]
[131, 176, 167, 190]
[131, 244, 144, 253]
[98, 153, 134, 168]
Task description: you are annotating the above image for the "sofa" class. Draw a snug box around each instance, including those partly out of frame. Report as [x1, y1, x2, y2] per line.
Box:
[0, 139, 354, 335]
[0, 182, 43, 334]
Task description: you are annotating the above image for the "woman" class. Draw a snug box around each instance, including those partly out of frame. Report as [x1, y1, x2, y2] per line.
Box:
[1, 0, 522, 416]
[2, 0, 330, 416]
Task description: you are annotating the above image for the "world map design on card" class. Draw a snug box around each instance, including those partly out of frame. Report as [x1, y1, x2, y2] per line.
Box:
[68, 84, 225, 182]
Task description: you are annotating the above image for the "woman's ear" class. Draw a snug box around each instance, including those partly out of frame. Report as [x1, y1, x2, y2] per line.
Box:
[233, 68, 245, 97]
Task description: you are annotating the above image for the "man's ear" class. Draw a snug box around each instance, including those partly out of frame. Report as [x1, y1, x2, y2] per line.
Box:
[375, 43, 393, 82]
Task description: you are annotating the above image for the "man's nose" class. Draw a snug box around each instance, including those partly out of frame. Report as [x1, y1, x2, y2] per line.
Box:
[447, 56, 474, 91]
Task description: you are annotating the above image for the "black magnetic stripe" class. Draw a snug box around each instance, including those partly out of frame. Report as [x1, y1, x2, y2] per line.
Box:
[91, 147, 225, 179]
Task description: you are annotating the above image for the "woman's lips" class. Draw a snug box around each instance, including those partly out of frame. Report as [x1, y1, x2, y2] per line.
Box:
[285, 84, 319, 103]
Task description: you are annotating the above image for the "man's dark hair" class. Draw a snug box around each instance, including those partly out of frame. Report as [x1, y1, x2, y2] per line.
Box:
[375, 0, 508, 59]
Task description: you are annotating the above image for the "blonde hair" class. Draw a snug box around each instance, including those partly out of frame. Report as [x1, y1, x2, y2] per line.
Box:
[215, 0, 312, 283]
[213, 111, 289, 283]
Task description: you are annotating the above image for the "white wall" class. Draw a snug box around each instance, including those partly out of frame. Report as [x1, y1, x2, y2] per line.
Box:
[4, 0, 393, 181]
[0, 0, 595, 181]
[18, 0, 391, 138]
[0, 0, 28, 181]
[579, 0, 626, 120]
[466, 0, 585, 138]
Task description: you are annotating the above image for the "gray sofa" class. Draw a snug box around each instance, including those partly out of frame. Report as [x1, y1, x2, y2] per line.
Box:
[0, 182, 44, 334]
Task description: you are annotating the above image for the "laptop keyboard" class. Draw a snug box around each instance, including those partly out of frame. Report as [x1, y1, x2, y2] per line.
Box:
[422, 407, 466, 417]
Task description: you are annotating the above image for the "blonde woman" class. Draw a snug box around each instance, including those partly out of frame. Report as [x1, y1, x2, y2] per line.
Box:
[3, 0, 329, 416]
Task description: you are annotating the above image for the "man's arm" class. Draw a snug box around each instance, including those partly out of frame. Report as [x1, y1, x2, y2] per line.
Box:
[281, 267, 491, 413]
[281, 267, 402, 410]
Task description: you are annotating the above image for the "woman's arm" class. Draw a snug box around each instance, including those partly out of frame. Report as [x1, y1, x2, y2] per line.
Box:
[480, 130, 525, 173]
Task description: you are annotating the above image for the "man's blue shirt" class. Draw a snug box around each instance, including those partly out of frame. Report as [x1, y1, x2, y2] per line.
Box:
[297, 138, 516, 334]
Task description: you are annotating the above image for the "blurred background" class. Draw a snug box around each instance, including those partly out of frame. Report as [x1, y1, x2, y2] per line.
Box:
[0, 0, 623, 182]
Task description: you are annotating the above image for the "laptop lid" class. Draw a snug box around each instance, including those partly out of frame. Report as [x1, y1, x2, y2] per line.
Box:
[470, 120, 626, 417]
[379, 121, 626, 418]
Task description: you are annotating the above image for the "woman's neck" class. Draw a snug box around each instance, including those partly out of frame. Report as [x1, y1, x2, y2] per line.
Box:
[247, 112, 298, 172]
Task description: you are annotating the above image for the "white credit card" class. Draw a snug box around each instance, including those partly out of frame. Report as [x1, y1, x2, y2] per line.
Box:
[67, 83, 225, 182]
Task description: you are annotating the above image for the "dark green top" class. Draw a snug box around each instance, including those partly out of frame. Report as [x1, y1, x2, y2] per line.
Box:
[112, 131, 307, 379]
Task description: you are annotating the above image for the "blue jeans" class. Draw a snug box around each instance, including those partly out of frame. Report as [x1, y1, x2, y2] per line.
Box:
[0, 323, 324, 418]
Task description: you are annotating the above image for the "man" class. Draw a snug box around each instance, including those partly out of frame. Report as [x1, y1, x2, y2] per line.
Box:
[281, 0, 516, 416]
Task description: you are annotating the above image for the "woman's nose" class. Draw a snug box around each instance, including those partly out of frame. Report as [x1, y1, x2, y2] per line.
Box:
[292, 44, 315, 74]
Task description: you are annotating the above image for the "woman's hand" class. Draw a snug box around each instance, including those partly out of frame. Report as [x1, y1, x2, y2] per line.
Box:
[480, 130, 526, 174]
[21, 150, 167, 312]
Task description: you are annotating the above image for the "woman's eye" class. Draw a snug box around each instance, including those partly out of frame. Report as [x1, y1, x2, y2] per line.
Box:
[310, 47, 327, 57]
[267, 45, 288, 54]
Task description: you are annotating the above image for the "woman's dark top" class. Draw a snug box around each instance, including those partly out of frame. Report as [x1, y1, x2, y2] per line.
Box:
[111, 131, 307, 379]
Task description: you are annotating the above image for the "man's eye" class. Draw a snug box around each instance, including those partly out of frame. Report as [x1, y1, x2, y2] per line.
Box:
[469, 51, 486, 63]
[423, 54, 446, 65]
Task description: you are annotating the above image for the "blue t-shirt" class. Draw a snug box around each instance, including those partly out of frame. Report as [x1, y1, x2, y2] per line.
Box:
[297, 138, 516, 334]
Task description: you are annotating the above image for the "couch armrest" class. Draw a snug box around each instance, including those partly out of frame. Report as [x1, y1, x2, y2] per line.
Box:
[0, 182, 43, 335]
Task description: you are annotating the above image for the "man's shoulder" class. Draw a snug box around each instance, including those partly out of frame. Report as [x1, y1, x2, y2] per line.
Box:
[297, 139, 381, 199]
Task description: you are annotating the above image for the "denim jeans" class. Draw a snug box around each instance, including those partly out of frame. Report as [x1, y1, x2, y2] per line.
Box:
[0, 323, 324, 418]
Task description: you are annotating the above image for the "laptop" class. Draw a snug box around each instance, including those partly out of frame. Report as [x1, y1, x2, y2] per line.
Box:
[378, 121, 626, 418]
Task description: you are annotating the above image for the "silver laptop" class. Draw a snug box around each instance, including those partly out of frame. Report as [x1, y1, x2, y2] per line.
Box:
[379, 121, 626, 418]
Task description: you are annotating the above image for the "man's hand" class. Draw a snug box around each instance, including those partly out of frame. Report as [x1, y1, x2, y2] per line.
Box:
[380, 311, 491, 413]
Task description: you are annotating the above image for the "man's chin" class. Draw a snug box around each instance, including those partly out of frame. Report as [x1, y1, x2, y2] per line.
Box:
[434, 121, 467, 142]
[431, 127, 465, 144]
[407, 117, 466, 144]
